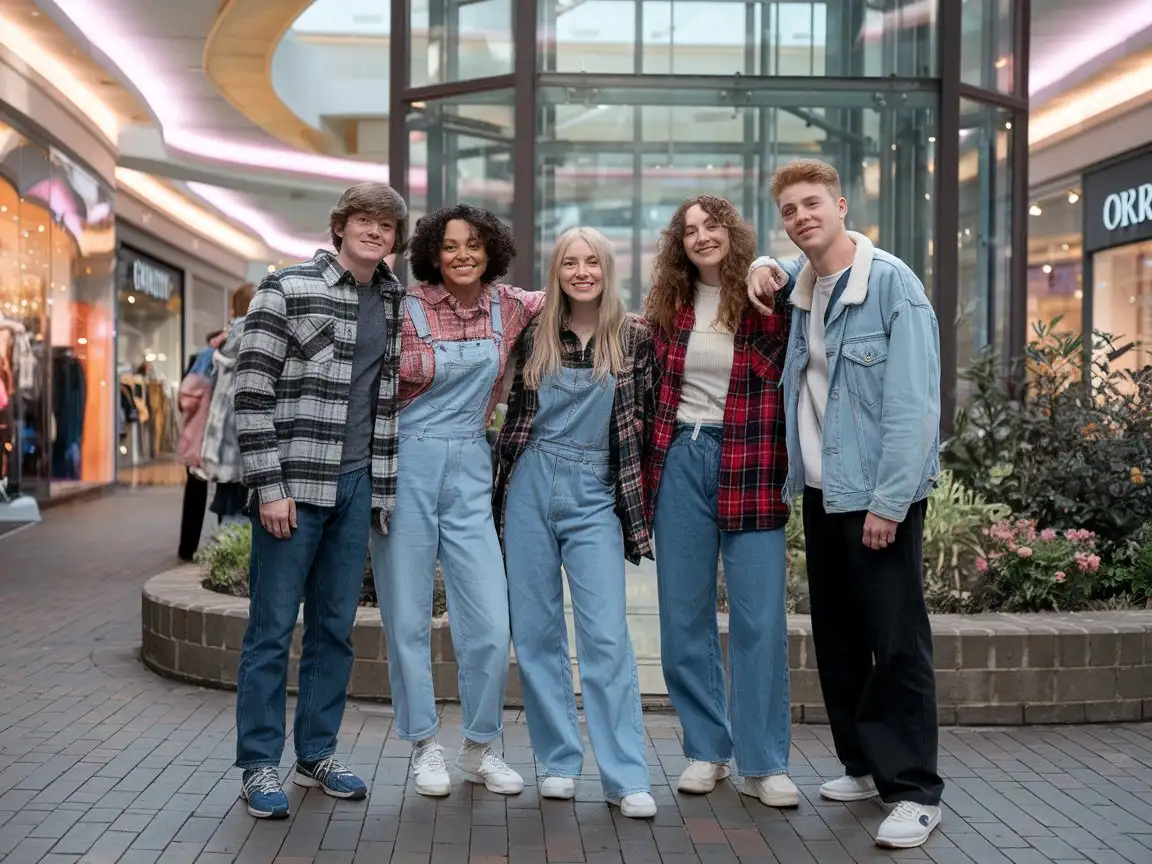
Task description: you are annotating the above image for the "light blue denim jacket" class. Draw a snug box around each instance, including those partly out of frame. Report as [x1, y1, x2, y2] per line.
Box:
[759, 231, 940, 522]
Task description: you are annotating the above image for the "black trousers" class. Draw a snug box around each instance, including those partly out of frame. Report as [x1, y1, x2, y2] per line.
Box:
[803, 486, 943, 806]
[178, 470, 209, 561]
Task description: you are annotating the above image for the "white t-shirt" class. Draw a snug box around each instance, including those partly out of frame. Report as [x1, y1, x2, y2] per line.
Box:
[799, 267, 849, 487]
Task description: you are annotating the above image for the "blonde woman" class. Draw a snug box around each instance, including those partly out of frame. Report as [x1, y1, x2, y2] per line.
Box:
[493, 228, 657, 818]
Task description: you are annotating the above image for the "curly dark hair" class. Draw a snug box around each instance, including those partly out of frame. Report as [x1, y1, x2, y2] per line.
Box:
[644, 195, 758, 338]
[406, 204, 517, 285]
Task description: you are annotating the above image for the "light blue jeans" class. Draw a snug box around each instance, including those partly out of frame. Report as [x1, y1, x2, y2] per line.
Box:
[505, 442, 649, 799]
[653, 425, 791, 777]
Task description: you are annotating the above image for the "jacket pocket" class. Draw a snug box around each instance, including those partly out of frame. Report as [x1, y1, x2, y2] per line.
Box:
[747, 333, 784, 383]
[841, 338, 888, 409]
[290, 315, 337, 366]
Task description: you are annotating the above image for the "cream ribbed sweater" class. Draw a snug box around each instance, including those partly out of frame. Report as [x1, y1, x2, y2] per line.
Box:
[676, 282, 734, 424]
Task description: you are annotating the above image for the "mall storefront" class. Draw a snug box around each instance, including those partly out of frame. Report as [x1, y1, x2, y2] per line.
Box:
[1027, 145, 1152, 379]
[1, 105, 246, 507]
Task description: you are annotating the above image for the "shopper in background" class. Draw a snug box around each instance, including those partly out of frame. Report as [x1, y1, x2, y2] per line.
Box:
[642, 195, 798, 808]
[199, 283, 256, 523]
[494, 227, 657, 819]
[233, 182, 408, 820]
[369, 204, 543, 799]
[176, 328, 227, 561]
[749, 158, 943, 849]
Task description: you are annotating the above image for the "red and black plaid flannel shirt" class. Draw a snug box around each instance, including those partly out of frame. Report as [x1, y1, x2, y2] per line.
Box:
[493, 314, 657, 564]
[643, 302, 791, 532]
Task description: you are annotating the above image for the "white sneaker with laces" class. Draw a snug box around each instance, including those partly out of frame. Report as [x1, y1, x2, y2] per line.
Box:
[740, 774, 800, 808]
[607, 792, 657, 818]
[539, 777, 576, 799]
[676, 760, 730, 793]
[875, 801, 941, 849]
[820, 774, 878, 802]
[456, 744, 525, 794]
[411, 741, 451, 797]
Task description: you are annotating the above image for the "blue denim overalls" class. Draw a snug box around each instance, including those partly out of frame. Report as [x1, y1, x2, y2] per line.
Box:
[369, 293, 509, 743]
[503, 363, 649, 799]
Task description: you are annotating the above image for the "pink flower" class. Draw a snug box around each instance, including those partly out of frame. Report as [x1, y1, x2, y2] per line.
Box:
[1053, 572, 1066, 583]
[975, 557, 989, 573]
[1040, 528, 1057, 541]
[1016, 546, 1033, 558]
[1074, 552, 1101, 573]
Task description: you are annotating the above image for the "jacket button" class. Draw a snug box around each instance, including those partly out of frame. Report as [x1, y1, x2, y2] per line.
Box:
[831, 387, 839, 399]
[864, 353, 873, 362]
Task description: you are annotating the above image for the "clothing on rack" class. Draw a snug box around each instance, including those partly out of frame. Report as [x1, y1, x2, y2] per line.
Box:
[51, 348, 86, 480]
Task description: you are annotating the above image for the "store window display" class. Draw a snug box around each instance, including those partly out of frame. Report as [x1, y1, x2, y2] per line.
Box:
[1026, 184, 1083, 338]
[116, 246, 183, 467]
[0, 116, 116, 500]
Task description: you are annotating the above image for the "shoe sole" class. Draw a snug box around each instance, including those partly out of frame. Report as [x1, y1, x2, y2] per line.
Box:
[875, 817, 940, 849]
[739, 785, 800, 808]
[607, 799, 657, 819]
[240, 793, 289, 819]
[413, 778, 452, 797]
[459, 769, 523, 795]
[820, 787, 879, 802]
[540, 785, 576, 800]
[677, 767, 731, 794]
[292, 773, 367, 800]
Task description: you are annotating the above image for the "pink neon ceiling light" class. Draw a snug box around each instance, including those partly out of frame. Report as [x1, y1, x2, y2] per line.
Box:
[49, 0, 390, 183]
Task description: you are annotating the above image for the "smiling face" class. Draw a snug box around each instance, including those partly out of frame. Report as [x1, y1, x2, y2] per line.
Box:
[777, 180, 848, 257]
[681, 204, 731, 277]
[558, 237, 604, 306]
[336, 212, 396, 273]
[439, 219, 488, 290]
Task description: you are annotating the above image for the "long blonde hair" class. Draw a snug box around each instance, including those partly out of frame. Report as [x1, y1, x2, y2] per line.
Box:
[523, 227, 627, 390]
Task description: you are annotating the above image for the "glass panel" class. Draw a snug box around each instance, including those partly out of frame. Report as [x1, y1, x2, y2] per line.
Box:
[0, 126, 50, 498]
[116, 247, 183, 468]
[407, 90, 515, 227]
[1026, 183, 1083, 338]
[960, 0, 1014, 94]
[539, 0, 937, 78]
[956, 99, 1013, 403]
[47, 149, 116, 494]
[1092, 240, 1152, 388]
[536, 86, 936, 309]
[410, 0, 514, 87]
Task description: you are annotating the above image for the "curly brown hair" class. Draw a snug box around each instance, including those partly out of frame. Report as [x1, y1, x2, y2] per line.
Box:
[407, 204, 516, 285]
[644, 195, 759, 337]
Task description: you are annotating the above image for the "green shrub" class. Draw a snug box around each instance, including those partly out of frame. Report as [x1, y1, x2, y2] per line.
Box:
[195, 522, 252, 597]
[922, 470, 1011, 612]
[976, 520, 1101, 612]
[944, 319, 1152, 550]
[1101, 523, 1152, 606]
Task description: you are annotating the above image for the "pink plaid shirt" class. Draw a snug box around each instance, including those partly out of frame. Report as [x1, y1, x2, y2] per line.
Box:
[398, 281, 545, 415]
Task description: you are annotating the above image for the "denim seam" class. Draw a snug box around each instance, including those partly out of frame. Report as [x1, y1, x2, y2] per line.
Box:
[235, 760, 280, 771]
[607, 784, 653, 799]
[296, 557, 323, 760]
[395, 719, 440, 742]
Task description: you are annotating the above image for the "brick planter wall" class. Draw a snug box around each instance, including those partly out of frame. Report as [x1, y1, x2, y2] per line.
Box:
[142, 567, 1152, 724]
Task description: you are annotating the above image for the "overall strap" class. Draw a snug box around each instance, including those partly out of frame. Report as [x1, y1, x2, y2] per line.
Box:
[406, 295, 435, 345]
[489, 290, 504, 340]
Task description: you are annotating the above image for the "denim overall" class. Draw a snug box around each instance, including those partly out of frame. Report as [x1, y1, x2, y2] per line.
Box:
[504, 365, 649, 799]
[369, 294, 509, 743]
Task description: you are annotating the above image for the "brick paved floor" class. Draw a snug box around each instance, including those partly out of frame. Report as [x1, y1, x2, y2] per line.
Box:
[2, 487, 1152, 864]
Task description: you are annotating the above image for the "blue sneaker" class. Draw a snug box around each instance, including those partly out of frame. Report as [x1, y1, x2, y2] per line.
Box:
[240, 767, 289, 819]
[293, 756, 367, 800]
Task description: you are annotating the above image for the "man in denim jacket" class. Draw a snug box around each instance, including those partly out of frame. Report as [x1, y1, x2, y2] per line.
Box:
[748, 158, 943, 850]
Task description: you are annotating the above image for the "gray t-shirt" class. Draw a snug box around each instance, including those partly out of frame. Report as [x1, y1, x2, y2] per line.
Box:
[340, 285, 390, 474]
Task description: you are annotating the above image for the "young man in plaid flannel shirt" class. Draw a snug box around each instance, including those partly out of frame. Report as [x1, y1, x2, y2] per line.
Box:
[231, 183, 407, 820]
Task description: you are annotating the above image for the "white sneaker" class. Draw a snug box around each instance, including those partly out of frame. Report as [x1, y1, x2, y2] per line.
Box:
[607, 792, 657, 818]
[539, 777, 576, 799]
[875, 802, 941, 849]
[456, 744, 525, 794]
[820, 774, 878, 802]
[677, 760, 731, 793]
[740, 775, 800, 808]
[410, 741, 451, 797]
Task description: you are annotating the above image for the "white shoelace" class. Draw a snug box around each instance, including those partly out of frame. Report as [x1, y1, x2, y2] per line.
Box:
[890, 801, 924, 821]
[307, 755, 354, 782]
[412, 743, 447, 775]
[243, 766, 282, 796]
[479, 748, 513, 774]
